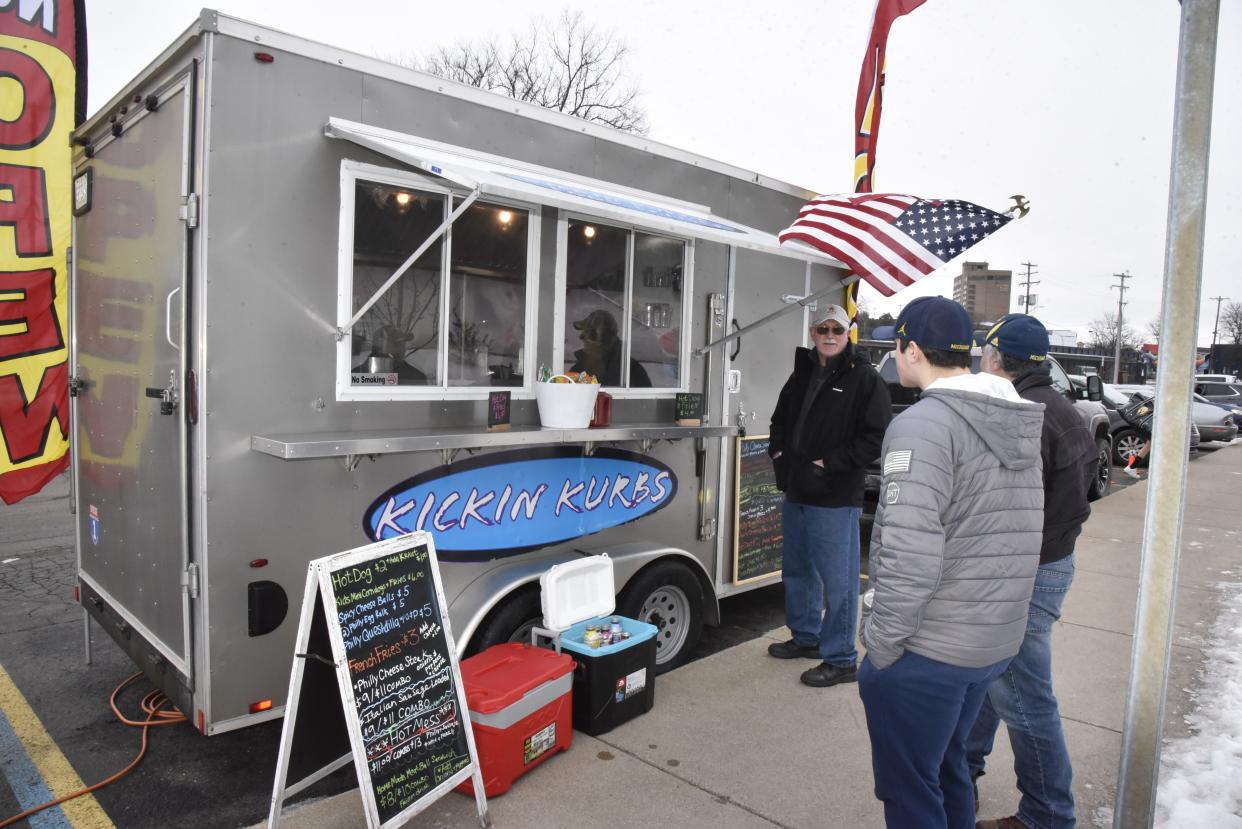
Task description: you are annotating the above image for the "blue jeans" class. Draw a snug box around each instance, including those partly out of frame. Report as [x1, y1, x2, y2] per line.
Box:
[781, 500, 861, 665]
[966, 555, 1076, 829]
[859, 651, 1010, 829]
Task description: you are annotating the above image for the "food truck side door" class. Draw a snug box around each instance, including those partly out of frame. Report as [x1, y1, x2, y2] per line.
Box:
[720, 251, 820, 590]
[73, 72, 197, 683]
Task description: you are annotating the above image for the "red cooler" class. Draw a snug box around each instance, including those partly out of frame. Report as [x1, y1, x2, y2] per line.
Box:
[456, 643, 575, 796]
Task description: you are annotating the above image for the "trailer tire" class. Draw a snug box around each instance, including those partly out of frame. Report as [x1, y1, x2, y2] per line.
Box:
[618, 561, 704, 675]
[469, 588, 543, 655]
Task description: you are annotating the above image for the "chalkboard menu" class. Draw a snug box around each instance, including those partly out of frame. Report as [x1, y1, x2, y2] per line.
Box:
[487, 390, 511, 431]
[269, 533, 487, 829]
[674, 392, 702, 426]
[733, 435, 784, 585]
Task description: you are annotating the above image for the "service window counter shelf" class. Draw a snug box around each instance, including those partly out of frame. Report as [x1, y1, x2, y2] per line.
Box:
[251, 423, 736, 470]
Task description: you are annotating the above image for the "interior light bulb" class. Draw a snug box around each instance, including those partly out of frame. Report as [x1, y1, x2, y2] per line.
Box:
[583, 225, 596, 239]
[498, 210, 513, 225]
[394, 192, 412, 207]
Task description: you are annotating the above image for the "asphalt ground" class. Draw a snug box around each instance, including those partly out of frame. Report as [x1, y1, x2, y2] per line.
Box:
[0, 442, 1229, 829]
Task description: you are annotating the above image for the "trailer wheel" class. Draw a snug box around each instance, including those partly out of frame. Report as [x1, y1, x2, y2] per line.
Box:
[470, 589, 543, 655]
[618, 561, 704, 674]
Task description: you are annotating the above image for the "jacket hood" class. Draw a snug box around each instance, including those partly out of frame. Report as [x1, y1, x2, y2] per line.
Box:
[921, 377, 1044, 471]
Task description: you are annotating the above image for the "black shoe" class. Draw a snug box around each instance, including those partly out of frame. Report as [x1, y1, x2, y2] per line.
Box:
[767, 638, 820, 659]
[800, 661, 858, 687]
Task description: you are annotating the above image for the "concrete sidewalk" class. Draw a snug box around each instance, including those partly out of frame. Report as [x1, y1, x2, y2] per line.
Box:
[263, 444, 1242, 829]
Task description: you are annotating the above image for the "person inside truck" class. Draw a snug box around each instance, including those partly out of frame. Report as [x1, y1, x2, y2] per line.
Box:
[969, 313, 1093, 829]
[569, 308, 651, 387]
[766, 303, 891, 688]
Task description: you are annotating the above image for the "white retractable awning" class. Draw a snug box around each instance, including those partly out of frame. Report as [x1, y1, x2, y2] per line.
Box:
[325, 117, 844, 267]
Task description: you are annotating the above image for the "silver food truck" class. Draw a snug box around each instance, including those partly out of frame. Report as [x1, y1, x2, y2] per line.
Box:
[69, 9, 851, 734]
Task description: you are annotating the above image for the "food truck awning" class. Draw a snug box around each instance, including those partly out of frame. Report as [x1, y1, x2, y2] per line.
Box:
[325, 118, 844, 267]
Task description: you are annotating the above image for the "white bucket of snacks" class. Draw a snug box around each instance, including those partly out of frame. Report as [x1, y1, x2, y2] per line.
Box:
[535, 373, 600, 429]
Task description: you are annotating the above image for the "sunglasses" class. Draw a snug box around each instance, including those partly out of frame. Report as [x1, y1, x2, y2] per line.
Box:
[814, 324, 848, 336]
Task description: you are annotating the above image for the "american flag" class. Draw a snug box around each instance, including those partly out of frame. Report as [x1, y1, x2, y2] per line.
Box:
[779, 194, 1012, 297]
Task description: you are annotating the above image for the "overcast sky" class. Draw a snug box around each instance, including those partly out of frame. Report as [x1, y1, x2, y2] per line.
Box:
[85, 1, 1240, 347]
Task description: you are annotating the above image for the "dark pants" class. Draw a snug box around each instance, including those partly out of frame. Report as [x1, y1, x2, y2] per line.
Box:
[859, 651, 1010, 829]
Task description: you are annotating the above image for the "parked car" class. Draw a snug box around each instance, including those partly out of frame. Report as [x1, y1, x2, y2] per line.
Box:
[1086, 380, 1198, 464]
[1194, 373, 1240, 384]
[1199, 396, 1242, 429]
[1113, 383, 1235, 449]
[866, 352, 1112, 510]
[1192, 393, 1241, 442]
[1194, 380, 1242, 408]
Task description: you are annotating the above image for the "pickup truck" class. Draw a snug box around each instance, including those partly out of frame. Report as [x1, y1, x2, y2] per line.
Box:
[861, 351, 1112, 536]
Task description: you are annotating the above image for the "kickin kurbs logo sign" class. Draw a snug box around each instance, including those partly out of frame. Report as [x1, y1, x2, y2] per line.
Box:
[0, 1, 86, 504]
[363, 448, 677, 561]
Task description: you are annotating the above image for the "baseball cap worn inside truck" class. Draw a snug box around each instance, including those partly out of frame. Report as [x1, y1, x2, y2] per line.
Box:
[978, 313, 1050, 362]
[871, 296, 973, 352]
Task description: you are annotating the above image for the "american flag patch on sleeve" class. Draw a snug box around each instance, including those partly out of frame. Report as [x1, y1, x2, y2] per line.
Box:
[883, 450, 913, 476]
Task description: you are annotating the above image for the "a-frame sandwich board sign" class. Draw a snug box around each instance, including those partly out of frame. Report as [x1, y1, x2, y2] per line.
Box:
[268, 531, 488, 828]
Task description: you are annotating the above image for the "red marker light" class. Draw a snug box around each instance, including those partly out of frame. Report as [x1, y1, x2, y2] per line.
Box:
[250, 699, 273, 714]
[74, 586, 80, 602]
[249, 559, 269, 568]
[254, 52, 275, 63]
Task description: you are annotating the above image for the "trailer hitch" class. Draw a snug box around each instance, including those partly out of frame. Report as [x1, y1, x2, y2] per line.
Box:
[145, 370, 179, 415]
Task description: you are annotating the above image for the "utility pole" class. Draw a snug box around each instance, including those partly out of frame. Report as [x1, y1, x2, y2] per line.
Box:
[1111, 271, 1131, 383]
[1209, 295, 1228, 351]
[1018, 262, 1039, 314]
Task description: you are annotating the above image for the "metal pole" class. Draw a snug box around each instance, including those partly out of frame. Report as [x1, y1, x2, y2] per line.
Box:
[1111, 271, 1130, 383]
[1209, 295, 1227, 350]
[1114, 1, 1219, 826]
[694, 275, 856, 356]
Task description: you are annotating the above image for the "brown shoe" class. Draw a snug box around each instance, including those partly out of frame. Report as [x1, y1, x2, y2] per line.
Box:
[975, 817, 1028, 829]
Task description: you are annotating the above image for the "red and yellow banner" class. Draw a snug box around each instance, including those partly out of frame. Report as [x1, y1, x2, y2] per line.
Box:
[848, 0, 926, 337]
[1, 1, 86, 504]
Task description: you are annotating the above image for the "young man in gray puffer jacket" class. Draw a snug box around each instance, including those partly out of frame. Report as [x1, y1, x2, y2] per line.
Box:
[860, 296, 1044, 829]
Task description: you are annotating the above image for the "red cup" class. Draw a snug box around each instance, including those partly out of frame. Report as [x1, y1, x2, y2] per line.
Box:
[590, 390, 612, 428]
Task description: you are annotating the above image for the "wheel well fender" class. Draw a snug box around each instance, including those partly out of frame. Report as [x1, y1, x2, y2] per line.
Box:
[614, 552, 721, 627]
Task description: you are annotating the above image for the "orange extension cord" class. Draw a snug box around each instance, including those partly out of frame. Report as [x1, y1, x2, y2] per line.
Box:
[0, 672, 186, 828]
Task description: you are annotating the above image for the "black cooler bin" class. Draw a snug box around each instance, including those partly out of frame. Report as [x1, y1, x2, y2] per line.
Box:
[559, 616, 657, 736]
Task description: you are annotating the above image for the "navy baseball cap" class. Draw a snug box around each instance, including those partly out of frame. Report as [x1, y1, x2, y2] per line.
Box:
[872, 296, 973, 353]
[978, 313, 1050, 362]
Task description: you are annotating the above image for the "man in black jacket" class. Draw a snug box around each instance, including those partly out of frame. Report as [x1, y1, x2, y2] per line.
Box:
[970, 313, 1094, 829]
[767, 303, 891, 688]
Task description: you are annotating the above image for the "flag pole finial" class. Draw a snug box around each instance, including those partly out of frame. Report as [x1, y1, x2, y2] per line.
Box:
[1005, 195, 1031, 218]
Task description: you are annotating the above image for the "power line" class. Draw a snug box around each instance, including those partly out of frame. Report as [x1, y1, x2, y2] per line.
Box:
[1110, 271, 1131, 383]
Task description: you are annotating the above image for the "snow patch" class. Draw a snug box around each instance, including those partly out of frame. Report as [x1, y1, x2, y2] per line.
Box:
[1155, 583, 1242, 827]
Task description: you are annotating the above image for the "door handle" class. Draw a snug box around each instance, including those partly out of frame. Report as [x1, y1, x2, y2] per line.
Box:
[166, 287, 182, 351]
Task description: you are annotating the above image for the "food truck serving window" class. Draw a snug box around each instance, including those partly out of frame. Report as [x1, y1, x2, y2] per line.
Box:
[338, 163, 537, 399]
[559, 219, 690, 392]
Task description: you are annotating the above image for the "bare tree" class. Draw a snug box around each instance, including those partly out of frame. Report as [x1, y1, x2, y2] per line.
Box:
[399, 11, 648, 134]
[1221, 301, 1242, 345]
[1146, 315, 1162, 343]
[1087, 311, 1141, 353]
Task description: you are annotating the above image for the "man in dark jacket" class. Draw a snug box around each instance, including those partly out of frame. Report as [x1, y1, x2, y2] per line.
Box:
[767, 303, 891, 688]
[970, 314, 1095, 829]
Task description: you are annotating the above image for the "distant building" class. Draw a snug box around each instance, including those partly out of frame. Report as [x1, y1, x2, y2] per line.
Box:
[953, 261, 1013, 326]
